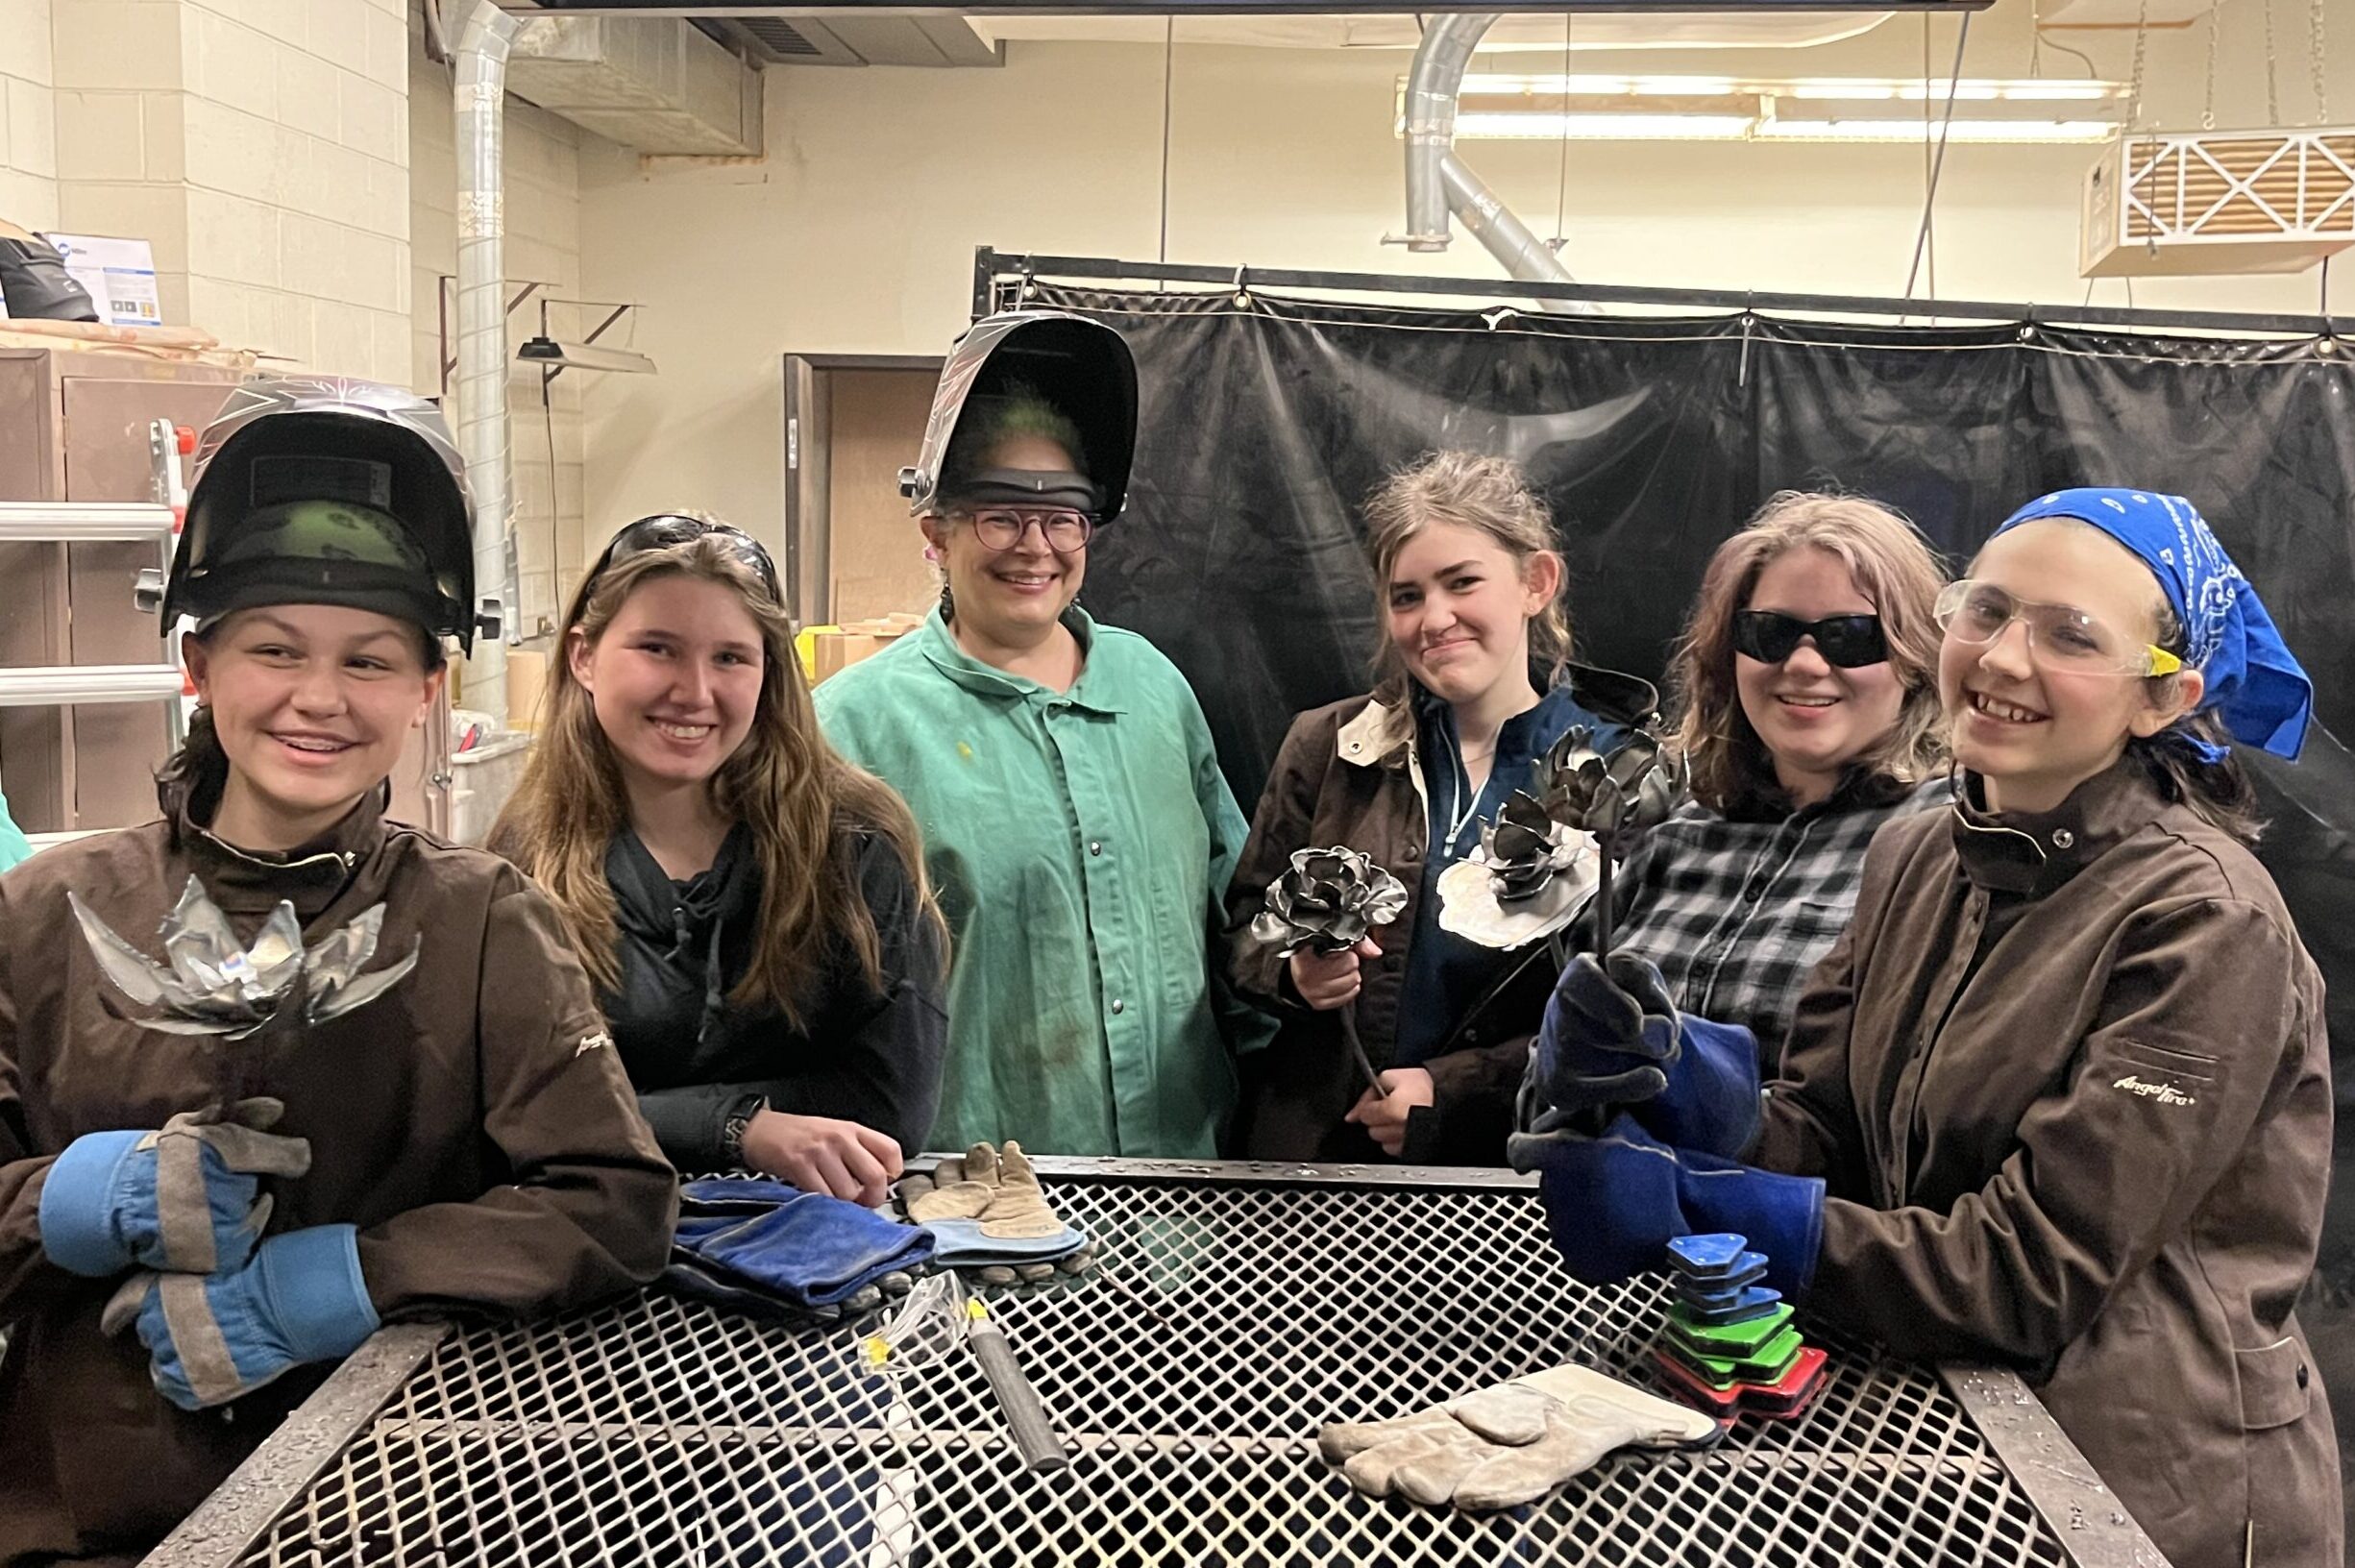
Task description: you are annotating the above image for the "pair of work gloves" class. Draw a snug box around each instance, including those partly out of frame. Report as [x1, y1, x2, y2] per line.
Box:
[1321, 1361, 1721, 1510]
[37, 1099, 380, 1410]
[667, 1140, 1093, 1322]
[1515, 952, 1823, 1299]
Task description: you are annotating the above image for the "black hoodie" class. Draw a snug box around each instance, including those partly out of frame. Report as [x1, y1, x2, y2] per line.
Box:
[600, 823, 947, 1170]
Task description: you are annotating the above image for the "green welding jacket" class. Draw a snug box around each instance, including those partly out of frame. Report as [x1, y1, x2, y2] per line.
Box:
[816, 604, 1269, 1159]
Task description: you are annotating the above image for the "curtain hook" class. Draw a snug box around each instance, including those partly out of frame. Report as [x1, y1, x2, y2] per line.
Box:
[1233, 264, 1251, 306]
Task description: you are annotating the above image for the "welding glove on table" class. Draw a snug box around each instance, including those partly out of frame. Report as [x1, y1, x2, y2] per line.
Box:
[39, 1097, 312, 1277]
[1530, 953, 1763, 1159]
[1320, 1362, 1721, 1510]
[668, 1177, 936, 1319]
[899, 1141, 1094, 1285]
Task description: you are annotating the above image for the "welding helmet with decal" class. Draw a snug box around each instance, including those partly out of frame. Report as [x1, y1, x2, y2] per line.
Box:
[156, 377, 493, 652]
[899, 310, 1139, 526]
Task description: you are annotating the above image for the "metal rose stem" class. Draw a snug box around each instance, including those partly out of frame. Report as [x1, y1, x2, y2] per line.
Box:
[1338, 1001, 1386, 1101]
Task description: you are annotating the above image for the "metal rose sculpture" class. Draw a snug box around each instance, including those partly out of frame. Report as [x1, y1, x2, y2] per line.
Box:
[71, 876, 419, 1101]
[1251, 846, 1408, 1097]
[1533, 723, 1686, 962]
[1436, 792, 1598, 951]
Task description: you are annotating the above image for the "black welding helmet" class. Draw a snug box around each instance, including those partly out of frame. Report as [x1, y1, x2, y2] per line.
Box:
[900, 310, 1139, 525]
[162, 377, 488, 652]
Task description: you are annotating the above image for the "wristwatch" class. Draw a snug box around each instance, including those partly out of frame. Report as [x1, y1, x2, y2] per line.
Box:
[720, 1094, 764, 1169]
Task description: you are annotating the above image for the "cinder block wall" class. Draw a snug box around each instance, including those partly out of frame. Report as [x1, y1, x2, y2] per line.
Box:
[0, 0, 59, 231]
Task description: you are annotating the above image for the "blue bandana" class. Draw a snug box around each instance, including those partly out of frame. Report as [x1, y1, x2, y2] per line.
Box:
[1992, 488, 2312, 762]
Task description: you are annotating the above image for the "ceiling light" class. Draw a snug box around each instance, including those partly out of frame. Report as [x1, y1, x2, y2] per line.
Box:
[1451, 112, 1761, 140]
[1758, 118, 2120, 142]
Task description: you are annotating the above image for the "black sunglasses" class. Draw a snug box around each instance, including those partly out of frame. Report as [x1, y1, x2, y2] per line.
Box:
[585, 514, 781, 602]
[1731, 610, 1889, 669]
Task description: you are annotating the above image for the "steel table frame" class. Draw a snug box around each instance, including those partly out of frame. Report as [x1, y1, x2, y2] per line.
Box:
[140, 1158, 2170, 1568]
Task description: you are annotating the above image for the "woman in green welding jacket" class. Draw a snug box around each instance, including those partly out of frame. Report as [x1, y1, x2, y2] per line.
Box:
[815, 311, 1271, 1159]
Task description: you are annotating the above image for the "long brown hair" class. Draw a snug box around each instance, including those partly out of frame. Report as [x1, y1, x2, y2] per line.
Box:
[491, 534, 942, 1019]
[1362, 451, 1571, 692]
[1674, 492, 1950, 813]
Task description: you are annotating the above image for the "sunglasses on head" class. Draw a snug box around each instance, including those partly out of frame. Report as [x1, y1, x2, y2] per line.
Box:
[1731, 610, 1890, 669]
[585, 514, 781, 603]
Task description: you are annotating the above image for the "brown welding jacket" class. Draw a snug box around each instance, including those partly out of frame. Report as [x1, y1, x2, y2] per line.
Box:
[0, 790, 678, 1565]
[1224, 692, 1556, 1164]
[1758, 760, 2341, 1567]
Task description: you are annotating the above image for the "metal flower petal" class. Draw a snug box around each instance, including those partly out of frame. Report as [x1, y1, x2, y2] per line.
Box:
[72, 878, 417, 1039]
[1254, 845, 1409, 957]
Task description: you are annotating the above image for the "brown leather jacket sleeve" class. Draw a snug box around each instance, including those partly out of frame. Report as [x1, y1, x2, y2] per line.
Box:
[1223, 711, 1336, 1008]
[1799, 897, 2300, 1364]
[1405, 1036, 1532, 1164]
[1751, 914, 1876, 1193]
[0, 877, 69, 1328]
[356, 876, 678, 1319]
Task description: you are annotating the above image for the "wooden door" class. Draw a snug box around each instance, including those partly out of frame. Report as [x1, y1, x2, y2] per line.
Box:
[825, 369, 938, 625]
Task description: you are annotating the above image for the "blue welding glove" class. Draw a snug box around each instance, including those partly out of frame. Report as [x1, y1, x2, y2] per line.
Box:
[39, 1099, 313, 1277]
[1509, 1114, 1822, 1297]
[101, 1224, 379, 1411]
[668, 1177, 935, 1316]
[1533, 953, 1761, 1158]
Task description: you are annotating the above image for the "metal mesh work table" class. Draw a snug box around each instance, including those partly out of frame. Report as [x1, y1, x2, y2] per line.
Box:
[145, 1160, 2167, 1568]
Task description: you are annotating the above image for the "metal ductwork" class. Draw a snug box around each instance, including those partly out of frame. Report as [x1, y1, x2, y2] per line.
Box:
[1397, 12, 1588, 314]
[507, 14, 762, 156]
[454, 0, 519, 724]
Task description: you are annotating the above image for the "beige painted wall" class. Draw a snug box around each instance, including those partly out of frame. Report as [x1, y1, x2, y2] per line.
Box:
[405, 5, 588, 643]
[0, 0, 59, 231]
[577, 4, 2355, 551]
[36, 0, 410, 378]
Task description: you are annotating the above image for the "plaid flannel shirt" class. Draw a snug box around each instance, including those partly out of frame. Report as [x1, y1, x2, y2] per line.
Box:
[1598, 772, 1950, 1056]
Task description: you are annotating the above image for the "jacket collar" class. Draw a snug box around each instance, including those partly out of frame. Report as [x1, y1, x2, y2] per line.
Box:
[915, 602, 1123, 714]
[1946, 758, 2162, 898]
[1337, 694, 1415, 769]
[168, 783, 382, 920]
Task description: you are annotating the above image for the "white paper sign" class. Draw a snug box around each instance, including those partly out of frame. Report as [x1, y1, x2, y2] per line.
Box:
[42, 232, 164, 327]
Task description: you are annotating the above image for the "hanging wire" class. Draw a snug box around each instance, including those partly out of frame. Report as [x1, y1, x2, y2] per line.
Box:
[2127, 0, 2151, 128]
[1158, 16, 1175, 265]
[2263, 0, 2281, 125]
[2203, 0, 2221, 130]
[1904, 12, 1973, 302]
[2033, 0, 2102, 82]
[1550, 11, 1574, 252]
[2312, 0, 2331, 123]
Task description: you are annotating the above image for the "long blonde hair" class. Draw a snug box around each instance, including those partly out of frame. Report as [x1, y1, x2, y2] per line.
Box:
[492, 534, 942, 1018]
[1673, 491, 1950, 812]
[1362, 451, 1571, 691]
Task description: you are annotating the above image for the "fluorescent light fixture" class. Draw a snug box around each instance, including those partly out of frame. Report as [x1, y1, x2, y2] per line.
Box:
[1759, 118, 2121, 142]
[1452, 112, 1759, 140]
[517, 336, 656, 375]
[1418, 73, 2128, 145]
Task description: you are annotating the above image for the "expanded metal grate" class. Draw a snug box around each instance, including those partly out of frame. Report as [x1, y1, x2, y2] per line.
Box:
[217, 1170, 2093, 1568]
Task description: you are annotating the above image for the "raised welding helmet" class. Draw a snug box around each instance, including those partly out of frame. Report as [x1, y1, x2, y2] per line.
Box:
[162, 377, 488, 652]
[899, 310, 1140, 525]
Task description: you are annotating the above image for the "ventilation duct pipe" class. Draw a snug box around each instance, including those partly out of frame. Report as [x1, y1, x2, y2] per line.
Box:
[454, 0, 521, 723]
[1398, 12, 1587, 314]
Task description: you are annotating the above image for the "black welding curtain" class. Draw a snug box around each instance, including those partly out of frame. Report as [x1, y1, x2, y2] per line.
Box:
[1038, 282, 2355, 1523]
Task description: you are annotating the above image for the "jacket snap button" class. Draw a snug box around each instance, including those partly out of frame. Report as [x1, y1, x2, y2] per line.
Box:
[1348, 741, 1362, 753]
[2052, 829, 2074, 848]
[1110, 997, 1125, 1015]
[1090, 841, 1102, 856]
[2299, 1362, 2311, 1389]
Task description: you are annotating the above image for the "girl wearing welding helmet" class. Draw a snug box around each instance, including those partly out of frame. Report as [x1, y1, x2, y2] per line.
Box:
[815, 311, 1272, 1160]
[0, 379, 675, 1566]
[492, 514, 947, 1204]
[1521, 489, 2340, 1566]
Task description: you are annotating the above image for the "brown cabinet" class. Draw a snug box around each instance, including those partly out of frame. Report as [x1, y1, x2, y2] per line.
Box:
[0, 349, 244, 834]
